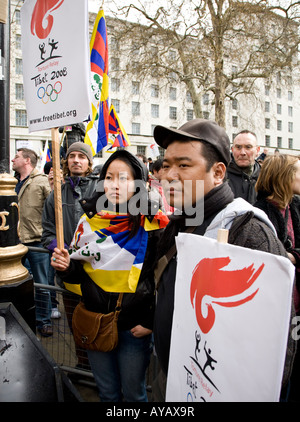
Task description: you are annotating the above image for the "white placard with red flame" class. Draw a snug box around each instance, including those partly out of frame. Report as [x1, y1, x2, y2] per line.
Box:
[21, 0, 91, 132]
[166, 233, 294, 402]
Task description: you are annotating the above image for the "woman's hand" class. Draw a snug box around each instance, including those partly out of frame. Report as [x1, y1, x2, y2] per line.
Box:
[130, 325, 152, 338]
[51, 247, 70, 271]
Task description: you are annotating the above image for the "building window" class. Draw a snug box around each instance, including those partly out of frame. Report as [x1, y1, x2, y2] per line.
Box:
[15, 10, 21, 25]
[276, 88, 281, 99]
[186, 91, 192, 103]
[132, 81, 140, 95]
[132, 101, 140, 116]
[137, 145, 146, 155]
[277, 137, 282, 148]
[265, 85, 270, 96]
[288, 91, 293, 101]
[232, 99, 238, 110]
[111, 78, 120, 92]
[168, 71, 177, 81]
[232, 116, 238, 127]
[151, 104, 159, 118]
[131, 43, 140, 56]
[16, 110, 27, 126]
[169, 87, 177, 100]
[288, 138, 293, 149]
[169, 50, 176, 61]
[111, 99, 120, 113]
[110, 57, 120, 71]
[265, 101, 270, 112]
[265, 118, 270, 129]
[169, 106, 177, 120]
[288, 106, 293, 117]
[111, 36, 119, 50]
[151, 84, 159, 98]
[15, 34, 22, 50]
[15, 58, 23, 74]
[277, 104, 282, 115]
[276, 72, 281, 84]
[202, 94, 209, 105]
[232, 65, 238, 75]
[15, 83, 24, 100]
[132, 123, 140, 135]
[186, 109, 193, 121]
[277, 120, 282, 131]
[288, 122, 293, 133]
[265, 135, 270, 147]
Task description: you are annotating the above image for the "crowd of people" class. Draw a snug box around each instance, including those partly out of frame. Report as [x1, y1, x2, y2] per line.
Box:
[11, 118, 300, 402]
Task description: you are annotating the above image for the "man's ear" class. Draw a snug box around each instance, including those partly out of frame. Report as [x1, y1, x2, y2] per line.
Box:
[213, 162, 227, 183]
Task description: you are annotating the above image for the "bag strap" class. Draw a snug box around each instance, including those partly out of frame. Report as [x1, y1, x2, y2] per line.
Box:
[115, 293, 123, 311]
[154, 226, 196, 289]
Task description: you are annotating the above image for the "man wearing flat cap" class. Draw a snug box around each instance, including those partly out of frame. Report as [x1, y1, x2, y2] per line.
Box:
[152, 118, 295, 401]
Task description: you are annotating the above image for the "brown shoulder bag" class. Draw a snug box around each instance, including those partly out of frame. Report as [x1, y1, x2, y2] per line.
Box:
[72, 293, 123, 352]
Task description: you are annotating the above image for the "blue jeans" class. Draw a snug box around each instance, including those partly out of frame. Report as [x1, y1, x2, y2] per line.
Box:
[23, 241, 52, 328]
[87, 330, 153, 402]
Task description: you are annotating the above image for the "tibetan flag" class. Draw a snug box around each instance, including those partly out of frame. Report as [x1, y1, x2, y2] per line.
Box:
[46, 146, 51, 162]
[65, 211, 169, 294]
[84, 8, 109, 155]
[40, 139, 52, 171]
[109, 104, 131, 148]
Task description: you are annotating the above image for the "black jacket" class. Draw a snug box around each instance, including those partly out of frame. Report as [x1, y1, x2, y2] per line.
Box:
[226, 159, 261, 204]
[42, 175, 99, 249]
[154, 185, 294, 390]
[254, 194, 300, 288]
[58, 197, 163, 331]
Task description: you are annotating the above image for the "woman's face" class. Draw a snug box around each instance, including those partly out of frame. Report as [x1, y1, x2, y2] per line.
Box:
[292, 160, 300, 195]
[104, 159, 135, 205]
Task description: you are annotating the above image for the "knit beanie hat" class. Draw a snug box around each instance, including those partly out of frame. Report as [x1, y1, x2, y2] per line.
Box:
[66, 142, 93, 164]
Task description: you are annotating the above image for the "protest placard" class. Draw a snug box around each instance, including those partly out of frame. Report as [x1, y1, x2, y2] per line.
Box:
[166, 233, 295, 402]
[21, 0, 91, 132]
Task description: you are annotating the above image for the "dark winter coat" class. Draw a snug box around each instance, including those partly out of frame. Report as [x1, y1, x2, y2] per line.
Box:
[254, 194, 300, 291]
[226, 159, 261, 204]
[154, 183, 295, 391]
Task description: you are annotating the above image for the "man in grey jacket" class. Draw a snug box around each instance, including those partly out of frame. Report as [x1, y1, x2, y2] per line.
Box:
[42, 142, 98, 368]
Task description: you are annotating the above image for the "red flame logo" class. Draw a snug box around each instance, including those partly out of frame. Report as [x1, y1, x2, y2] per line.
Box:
[190, 257, 264, 334]
[31, 0, 64, 39]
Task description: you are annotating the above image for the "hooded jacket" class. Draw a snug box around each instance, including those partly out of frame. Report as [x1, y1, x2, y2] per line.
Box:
[57, 150, 165, 331]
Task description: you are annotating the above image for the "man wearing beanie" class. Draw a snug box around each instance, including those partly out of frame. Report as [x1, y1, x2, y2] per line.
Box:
[42, 141, 97, 250]
[41, 141, 98, 370]
[151, 118, 295, 401]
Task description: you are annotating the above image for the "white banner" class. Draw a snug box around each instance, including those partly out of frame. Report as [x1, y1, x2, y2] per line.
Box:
[21, 0, 91, 132]
[166, 233, 295, 402]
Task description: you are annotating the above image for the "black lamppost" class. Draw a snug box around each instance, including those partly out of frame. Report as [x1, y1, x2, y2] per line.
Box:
[0, 1, 35, 331]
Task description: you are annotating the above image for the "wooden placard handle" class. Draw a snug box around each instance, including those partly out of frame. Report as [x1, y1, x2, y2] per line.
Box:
[51, 128, 64, 250]
[217, 229, 229, 244]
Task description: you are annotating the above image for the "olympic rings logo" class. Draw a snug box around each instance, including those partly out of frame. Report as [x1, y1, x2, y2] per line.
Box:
[37, 81, 62, 103]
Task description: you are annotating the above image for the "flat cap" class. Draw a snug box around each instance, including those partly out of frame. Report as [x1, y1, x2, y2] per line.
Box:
[154, 119, 231, 166]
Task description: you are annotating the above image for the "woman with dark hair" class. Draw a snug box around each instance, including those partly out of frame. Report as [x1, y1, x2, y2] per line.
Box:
[51, 150, 168, 402]
[254, 154, 300, 401]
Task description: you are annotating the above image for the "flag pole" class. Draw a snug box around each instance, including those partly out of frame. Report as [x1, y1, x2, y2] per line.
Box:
[51, 128, 64, 250]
